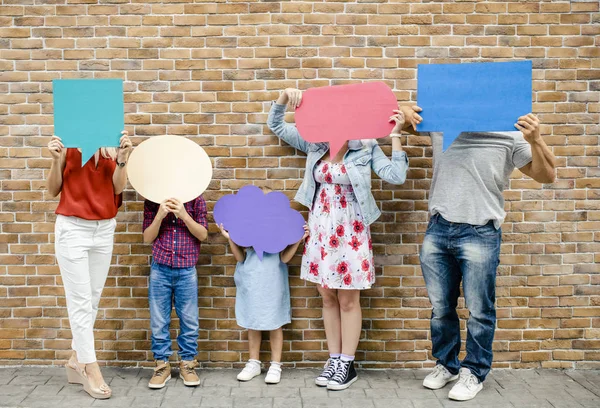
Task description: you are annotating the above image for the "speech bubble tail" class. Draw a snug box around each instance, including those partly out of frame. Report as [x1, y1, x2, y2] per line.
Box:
[328, 139, 346, 159]
[442, 130, 461, 152]
[80, 146, 96, 166]
[254, 247, 264, 261]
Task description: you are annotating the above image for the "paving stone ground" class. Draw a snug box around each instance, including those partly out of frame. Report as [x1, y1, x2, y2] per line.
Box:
[0, 367, 598, 408]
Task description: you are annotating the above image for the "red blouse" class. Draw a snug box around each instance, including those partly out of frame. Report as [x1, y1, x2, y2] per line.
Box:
[55, 149, 123, 220]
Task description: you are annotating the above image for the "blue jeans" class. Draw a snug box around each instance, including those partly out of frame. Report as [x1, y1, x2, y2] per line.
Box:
[419, 214, 501, 382]
[149, 262, 199, 361]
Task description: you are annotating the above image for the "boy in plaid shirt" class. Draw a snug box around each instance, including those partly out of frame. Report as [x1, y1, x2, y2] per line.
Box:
[143, 196, 208, 389]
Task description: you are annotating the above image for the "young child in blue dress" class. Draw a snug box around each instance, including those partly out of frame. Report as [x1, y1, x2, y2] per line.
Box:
[218, 219, 308, 384]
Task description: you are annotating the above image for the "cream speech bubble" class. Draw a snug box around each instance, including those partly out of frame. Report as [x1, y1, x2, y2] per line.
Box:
[127, 135, 213, 204]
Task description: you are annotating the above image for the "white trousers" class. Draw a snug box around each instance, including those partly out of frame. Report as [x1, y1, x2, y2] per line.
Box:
[55, 215, 116, 364]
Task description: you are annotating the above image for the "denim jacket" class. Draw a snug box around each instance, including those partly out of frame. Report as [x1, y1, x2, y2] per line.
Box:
[267, 103, 409, 226]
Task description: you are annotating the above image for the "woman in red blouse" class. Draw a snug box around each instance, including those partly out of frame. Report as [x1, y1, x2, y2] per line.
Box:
[47, 133, 132, 399]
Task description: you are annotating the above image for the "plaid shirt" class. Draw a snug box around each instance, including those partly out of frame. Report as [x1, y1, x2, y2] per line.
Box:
[143, 196, 208, 268]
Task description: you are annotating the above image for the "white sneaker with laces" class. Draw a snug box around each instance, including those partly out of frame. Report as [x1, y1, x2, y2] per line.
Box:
[237, 359, 261, 382]
[265, 362, 282, 384]
[448, 368, 483, 401]
[423, 364, 459, 390]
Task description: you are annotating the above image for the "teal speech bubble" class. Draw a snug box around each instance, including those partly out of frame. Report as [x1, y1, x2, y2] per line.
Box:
[53, 79, 124, 165]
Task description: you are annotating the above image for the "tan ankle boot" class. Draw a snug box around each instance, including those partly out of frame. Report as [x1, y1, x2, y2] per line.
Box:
[179, 360, 200, 386]
[149, 360, 171, 389]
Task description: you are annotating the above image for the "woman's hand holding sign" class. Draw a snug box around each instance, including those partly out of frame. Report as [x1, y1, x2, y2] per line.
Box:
[117, 131, 133, 163]
[48, 136, 65, 161]
[278, 88, 303, 108]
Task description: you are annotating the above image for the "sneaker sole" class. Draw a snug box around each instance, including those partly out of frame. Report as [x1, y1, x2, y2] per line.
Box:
[237, 373, 261, 382]
[448, 385, 483, 401]
[315, 378, 329, 387]
[265, 378, 280, 384]
[326, 376, 358, 391]
[148, 374, 171, 389]
[179, 374, 200, 387]
[423, 374, 459, 390]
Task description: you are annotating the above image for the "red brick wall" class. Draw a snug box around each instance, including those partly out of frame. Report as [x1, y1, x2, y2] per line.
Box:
[0, 1, 599, 368]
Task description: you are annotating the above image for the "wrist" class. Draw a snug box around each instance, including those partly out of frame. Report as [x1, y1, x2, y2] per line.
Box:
[277, 93, 289, 104]
[528, 135, 544, 145]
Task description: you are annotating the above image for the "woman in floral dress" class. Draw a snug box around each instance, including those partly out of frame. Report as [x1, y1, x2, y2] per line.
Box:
[305, 162, 375, 290]
[268, 87, 422, 390]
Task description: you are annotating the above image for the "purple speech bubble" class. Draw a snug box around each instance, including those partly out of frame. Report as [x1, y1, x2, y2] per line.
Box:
[214, 185, 306, 260]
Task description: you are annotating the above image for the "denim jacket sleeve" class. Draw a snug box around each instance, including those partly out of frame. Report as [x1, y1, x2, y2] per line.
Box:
[370, 144, 409, 185]
[267, 103, 311, 154]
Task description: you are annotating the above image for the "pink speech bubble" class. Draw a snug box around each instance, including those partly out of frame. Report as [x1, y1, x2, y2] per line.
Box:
[294, 82, 398, 157]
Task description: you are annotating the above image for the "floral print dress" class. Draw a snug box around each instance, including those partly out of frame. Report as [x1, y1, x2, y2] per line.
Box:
[301, 161, 375, 290]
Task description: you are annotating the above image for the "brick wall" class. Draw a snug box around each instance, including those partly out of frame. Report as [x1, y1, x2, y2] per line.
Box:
[0, 0, 599, 369]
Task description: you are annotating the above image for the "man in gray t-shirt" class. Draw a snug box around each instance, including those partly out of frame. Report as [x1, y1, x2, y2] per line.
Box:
[405, 110, 556, 401]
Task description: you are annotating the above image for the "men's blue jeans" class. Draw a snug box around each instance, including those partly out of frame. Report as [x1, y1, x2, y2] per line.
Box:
[419, 214, 501, 382]
[149, 262, 199, 361]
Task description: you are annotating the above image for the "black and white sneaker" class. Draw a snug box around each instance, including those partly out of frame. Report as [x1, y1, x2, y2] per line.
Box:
[326, 360, 358, 391]
[315, 357, 340, 387]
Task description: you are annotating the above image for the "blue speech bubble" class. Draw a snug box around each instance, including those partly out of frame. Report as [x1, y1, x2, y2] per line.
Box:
[416, 61, 532, 151]
[53, 79, 124, 165]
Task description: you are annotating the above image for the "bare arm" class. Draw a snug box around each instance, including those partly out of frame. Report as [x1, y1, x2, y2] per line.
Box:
[218, 224, 245, 262]
[47, 136, 66, 198]
[280, 241, 302, 264]
[515, 114, 556, 184]
[280, 225, 309, 264]
[397, 105, 424, 136]
[228, 238, 245, 263]
[112, 131, 132, 195]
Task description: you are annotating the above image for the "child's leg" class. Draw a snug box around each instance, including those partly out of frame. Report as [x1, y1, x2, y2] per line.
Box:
[248, 329, 262, 361]
[265, 328, 284, 384]
[149, 263, 175, 362]
[269, 328, 283, 363]
[237, 330, 262, 381]
[173, 266, 199, 362]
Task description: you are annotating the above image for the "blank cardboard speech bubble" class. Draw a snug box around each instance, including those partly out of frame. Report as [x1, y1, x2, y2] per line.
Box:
[53, 79, 124, 165]
[294, 82, 398, 157]
[416, 61, 532, 151]
[214, 185, 306, 261]
[127, 135, 213, 204]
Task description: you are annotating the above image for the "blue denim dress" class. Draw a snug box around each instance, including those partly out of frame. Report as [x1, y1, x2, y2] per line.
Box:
[234, 249, 291, 331]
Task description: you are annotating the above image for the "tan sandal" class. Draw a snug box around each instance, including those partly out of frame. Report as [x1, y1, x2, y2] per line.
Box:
[81, 365, 112, 400]
[65, 363, 84, 385]
[66, 361, 111, 399]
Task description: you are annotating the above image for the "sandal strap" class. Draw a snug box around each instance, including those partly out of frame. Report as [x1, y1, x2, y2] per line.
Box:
[83, 364, 112, 394]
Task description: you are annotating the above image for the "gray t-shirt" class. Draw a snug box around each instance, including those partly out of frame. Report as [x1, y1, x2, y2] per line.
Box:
[429, 132, 533, 228]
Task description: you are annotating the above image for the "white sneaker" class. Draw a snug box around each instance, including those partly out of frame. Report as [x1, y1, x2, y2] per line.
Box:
[448, 368, 483, 401]
[423, 364, 459, 390]
[265, 362, 282, 384]
[237, 359, 261, 381]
